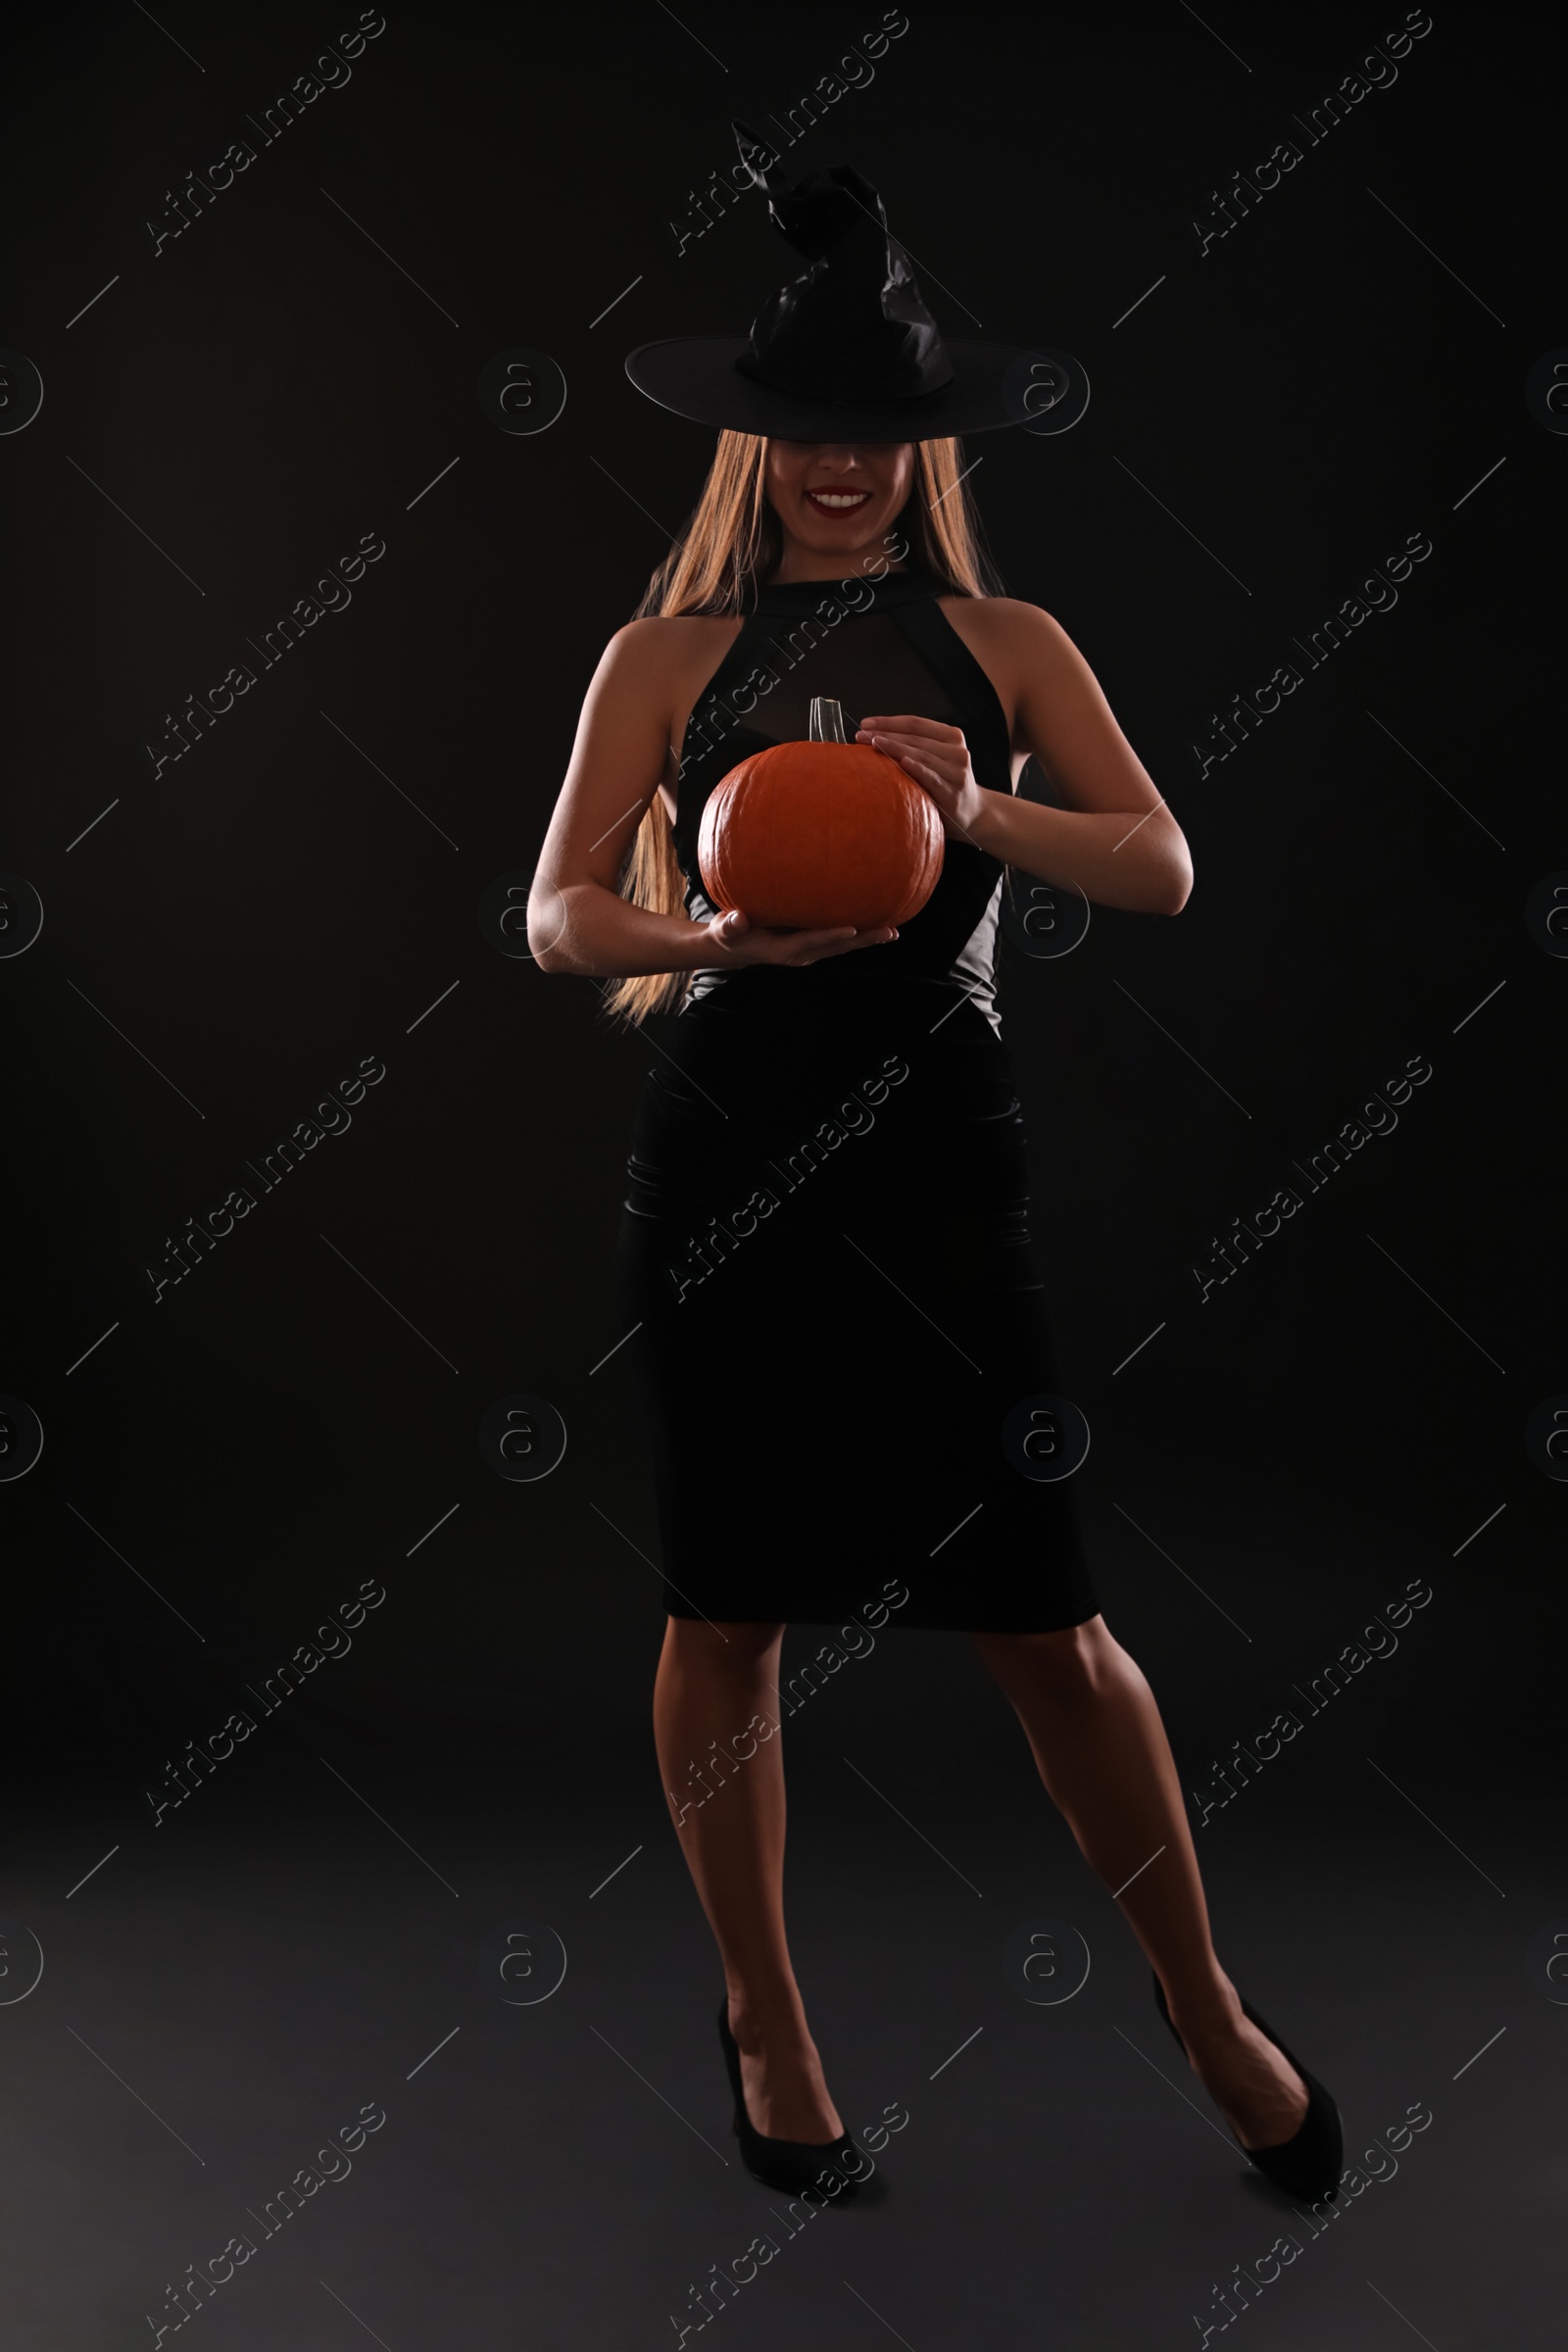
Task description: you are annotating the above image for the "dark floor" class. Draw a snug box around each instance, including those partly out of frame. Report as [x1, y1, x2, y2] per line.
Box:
[6, 1544, 1562, 2351]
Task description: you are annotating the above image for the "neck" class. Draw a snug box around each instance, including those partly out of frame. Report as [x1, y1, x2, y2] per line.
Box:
[767, 528, 909, 585]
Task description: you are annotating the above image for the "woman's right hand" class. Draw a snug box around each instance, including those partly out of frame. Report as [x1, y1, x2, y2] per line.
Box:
[704, 907, 899, 966]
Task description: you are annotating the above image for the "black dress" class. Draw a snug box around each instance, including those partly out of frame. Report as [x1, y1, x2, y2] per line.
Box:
[614, 564, 1100, 1634]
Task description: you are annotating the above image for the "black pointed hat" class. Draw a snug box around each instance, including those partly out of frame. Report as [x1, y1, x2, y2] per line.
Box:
[625, 122, 1085, 441]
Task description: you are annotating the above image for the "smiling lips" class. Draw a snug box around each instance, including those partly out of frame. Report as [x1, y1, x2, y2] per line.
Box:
[805, 487, 871, 514]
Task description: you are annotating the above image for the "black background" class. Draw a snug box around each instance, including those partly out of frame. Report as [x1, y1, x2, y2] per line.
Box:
[3, 4, 1562, 2345]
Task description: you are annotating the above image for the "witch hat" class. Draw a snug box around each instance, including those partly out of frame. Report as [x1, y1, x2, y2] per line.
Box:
[626, 122, 1086, 441]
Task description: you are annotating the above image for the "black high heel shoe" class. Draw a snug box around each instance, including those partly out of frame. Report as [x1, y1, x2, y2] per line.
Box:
[1152, 1974, 1344, 2202]
[716, 1999, 862, 2197]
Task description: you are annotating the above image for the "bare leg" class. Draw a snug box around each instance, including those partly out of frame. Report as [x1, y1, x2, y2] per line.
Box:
[653, 1616, 843, 2141]
[970, 1616, 1309, 2149]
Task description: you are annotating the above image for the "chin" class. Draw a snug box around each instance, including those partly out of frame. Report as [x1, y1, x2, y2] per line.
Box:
[799, 507, 890, 543]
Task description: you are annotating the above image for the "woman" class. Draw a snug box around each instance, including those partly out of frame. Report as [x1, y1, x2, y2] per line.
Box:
[530, 130, 1341, 2204]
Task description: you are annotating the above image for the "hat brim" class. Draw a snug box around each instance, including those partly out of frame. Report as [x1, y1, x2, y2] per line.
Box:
[624, 335, 1084, 441]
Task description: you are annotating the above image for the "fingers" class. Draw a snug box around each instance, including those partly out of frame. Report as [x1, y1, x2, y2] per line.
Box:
[709, 913, 897, 966]
[857, 714, 964, 745]
[774, 925, 896, 963]
[856, 731, 982, 846]
[799, 925, 895, 959]
[859, 733, 950, 766]
[859, 729, 960, 789]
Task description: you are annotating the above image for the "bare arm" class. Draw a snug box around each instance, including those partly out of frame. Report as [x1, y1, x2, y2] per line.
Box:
[528, 622, 705, 975]
[864, 601, 1193, 916]
[530, 620, 899, 977]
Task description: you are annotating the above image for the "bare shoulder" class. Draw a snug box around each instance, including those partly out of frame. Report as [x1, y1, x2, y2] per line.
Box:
[935, 594, 1073, 662]
[934, 595, 1082, 739]
[603, 612, 741, 667]
[595, 611, 742, 714]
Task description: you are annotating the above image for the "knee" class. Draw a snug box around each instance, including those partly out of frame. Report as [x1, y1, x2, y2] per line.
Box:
[664, 1616, 784, 1673]
[980, 1615, 1126, 1706]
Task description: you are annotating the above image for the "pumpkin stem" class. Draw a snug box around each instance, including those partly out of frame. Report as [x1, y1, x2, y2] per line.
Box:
[808, 696, 848, 744]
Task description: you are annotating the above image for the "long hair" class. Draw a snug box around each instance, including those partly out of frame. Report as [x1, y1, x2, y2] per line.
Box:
[602, 434, 1004, 1029]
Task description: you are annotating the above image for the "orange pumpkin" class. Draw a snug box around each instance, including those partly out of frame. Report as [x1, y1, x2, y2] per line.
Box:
[698, 697, 945, 931]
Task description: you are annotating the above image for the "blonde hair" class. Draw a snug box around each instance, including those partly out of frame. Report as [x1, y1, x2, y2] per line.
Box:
[602, 433, 1003, 1027]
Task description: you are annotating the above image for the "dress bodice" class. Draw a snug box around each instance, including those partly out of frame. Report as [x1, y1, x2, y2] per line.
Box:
[669, 564, 1014, 1030]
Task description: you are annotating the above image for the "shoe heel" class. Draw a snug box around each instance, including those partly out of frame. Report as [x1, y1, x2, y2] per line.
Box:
[1149, 1972, 1344, 2202]
[716, 1996, 863, 2197]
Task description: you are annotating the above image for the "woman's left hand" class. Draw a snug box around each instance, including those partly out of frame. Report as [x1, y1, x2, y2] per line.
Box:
[856, 714, 990, 846]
